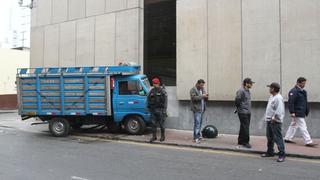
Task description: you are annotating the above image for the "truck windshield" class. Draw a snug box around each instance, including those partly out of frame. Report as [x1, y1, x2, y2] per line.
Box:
[142, 77, 151, 91]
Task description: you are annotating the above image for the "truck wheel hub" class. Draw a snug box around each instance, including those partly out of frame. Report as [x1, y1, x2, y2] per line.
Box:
[129, 120, 139, 130]
[53, 122, 64, 133]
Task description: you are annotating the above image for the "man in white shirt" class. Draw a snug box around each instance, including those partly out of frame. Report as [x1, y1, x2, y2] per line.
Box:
[261, 82, 286, 162]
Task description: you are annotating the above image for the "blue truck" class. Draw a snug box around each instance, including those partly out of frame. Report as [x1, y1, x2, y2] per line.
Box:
[16, 65, 151, 137]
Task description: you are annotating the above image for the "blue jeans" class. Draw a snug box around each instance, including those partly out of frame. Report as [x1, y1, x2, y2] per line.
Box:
[193, 112, 203, 140]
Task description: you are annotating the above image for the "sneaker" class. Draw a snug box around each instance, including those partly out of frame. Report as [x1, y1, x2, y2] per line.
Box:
[277, 156, 285, 162]
[284, 139, 295, 144]
[243, 143, 252, 149]
[261, 153, 274, 158]
[149, 137, 157, 143]
[305, 143, 318, 147]
[195, 139, 201, 144]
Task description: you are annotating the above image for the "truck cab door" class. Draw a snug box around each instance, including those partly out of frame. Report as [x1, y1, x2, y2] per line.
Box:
[113, 79, 148, 122]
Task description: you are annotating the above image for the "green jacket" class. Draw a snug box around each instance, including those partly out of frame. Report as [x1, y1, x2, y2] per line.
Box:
[190, 86, 207, 112]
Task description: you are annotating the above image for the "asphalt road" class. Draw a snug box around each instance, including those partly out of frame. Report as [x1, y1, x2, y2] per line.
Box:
[0, 112, 320, 180]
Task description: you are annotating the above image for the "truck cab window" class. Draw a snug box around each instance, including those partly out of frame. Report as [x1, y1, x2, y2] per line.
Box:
[118, 81, 144, 95]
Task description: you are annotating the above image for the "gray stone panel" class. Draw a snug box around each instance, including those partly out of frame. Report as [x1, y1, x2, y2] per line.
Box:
[31, 0, 38, 27]
[76, 17, 95, 66]
[106, 0, 127, 12]
[37, 0, 52, 26]
[59, 21, 76, 67]
[86, 0, 105, 16]
[127, 0, 141, 8]
[95, 13, 116, 66]
[69, 0, 86, 20]
[52, 0, 68, 23]
[30, 27, 44, 68]
[281, 0, 320, 102]
[242, 0, 280, 101]
[44, 24, 59, 67]
[176, 0, 208, 100]
[115, 9, 141, 64]
[208, 0, 242, 101]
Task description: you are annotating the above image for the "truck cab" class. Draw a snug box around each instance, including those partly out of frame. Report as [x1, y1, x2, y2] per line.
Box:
[113, 74, 152, 134]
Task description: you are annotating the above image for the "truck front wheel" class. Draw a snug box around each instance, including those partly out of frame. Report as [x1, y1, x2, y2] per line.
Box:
[124, 116, 146, 135]
[49, 118, 70, 137]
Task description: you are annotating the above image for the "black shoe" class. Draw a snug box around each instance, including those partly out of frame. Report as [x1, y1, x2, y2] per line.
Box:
[284, 140, 295, 144]
[160, 136, 165, 142]
[149, 137, 157, 143]
[243, 143, 252, 149]
[261, 153, 274, 158]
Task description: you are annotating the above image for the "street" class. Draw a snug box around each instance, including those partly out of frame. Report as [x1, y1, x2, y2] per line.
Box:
[0, 112, 319, 180]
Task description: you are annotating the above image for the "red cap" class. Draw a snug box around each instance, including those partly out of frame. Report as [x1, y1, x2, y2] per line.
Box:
[152, 78, 160, 85]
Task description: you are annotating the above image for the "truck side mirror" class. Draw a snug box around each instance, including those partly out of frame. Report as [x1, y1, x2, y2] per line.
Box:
[139, 90, 146, 96]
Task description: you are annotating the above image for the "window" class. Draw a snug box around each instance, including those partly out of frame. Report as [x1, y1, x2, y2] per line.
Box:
[118, 81, 143, 95]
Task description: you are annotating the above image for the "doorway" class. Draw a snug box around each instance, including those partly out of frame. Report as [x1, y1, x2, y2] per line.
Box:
[144, 0, 176, 86]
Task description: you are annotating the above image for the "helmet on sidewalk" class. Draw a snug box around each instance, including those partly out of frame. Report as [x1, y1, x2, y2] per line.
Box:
[202, 125, 218, 138]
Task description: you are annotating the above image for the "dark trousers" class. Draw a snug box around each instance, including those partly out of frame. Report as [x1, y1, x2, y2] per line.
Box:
[238, 113, 251, 145]
[151, 109, 165, 138]
[266, 121, 285, 157]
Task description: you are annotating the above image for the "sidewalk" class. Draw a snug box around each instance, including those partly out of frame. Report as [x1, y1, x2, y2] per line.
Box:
[73, 128, 320, 159]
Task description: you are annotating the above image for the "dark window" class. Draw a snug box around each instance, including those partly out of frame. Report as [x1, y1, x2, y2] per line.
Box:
[144, 0, 176, 86]
[118, 81, 143, 95]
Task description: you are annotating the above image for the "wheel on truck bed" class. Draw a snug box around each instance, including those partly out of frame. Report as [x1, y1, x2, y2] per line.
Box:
[49, 118, 70, 137]
[124, 116, 146, 135]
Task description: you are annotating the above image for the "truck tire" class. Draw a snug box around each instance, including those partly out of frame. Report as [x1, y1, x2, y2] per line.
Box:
[49, 118, 70, 137]
[124, 116, 146, 135]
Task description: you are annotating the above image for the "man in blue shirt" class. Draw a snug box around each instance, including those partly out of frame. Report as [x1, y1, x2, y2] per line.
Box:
[284, 77, 318, 147]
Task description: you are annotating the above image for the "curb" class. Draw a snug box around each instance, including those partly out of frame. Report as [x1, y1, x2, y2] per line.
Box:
[72, 133, 320, 160]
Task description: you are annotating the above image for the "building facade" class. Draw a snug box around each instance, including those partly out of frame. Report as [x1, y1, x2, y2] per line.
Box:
[30, 0, 320, 137]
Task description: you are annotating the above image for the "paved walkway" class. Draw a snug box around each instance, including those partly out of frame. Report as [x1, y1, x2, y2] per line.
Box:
[73, 128, 320, 159]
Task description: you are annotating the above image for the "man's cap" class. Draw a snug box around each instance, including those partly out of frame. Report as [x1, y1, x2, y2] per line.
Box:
[243, 78, 255, 84]
[152, 78, 160, 85]
[267, 82, 281, 90]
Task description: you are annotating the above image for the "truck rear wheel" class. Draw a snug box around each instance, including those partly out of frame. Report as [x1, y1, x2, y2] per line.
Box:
[124, 116, 146, 135]
[49, 118, 70, 137]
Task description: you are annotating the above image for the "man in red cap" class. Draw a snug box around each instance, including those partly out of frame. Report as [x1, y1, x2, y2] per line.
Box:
[147, 77, 168, 142]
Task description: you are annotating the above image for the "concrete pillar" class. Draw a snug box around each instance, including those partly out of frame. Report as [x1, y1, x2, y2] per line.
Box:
[95, 13, 116, 66]
[69, 0, 86, 20]
[281, 0, 320, 102]
[30, 27, 44, 68]
[115, 9, 141, 65]
[208, 0, 242, 101]
[44, 24, 59, 67]
[177, 0, 208, 99]
[59, 21, 76, 67]
[52, 0, 68, 23]
[242, 0, 281, 101]
[76, 17, 95, 66]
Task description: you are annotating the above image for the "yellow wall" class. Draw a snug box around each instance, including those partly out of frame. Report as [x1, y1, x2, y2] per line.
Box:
[0, 48, 30, 95]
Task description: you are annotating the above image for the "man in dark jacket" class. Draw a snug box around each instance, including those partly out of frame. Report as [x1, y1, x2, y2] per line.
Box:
[148, 78, 168, 143]
[284, 77, 318, 147]
[235, 78, 254, 148]
[190, 79, 208, 143]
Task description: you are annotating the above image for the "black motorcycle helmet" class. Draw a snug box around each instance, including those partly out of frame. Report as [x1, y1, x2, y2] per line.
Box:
[202, 125, 218, 138]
